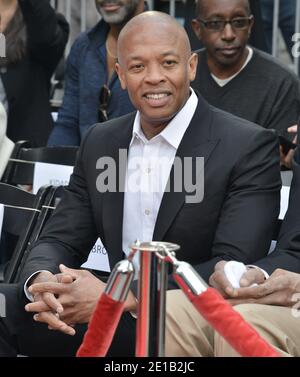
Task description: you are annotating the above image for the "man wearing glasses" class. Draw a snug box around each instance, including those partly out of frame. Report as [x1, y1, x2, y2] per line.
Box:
[47, 0, 144, 147]
[191, 0, 300, 139]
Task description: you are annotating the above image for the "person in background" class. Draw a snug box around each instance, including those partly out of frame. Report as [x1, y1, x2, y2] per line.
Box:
[191, 0, 300, 169]
[153, 0, 268, 52]
[47, 0, 145, 147]
[260, 0, 296, 58]
[0, 0, 69, 146]
[55, 0, 100, 45]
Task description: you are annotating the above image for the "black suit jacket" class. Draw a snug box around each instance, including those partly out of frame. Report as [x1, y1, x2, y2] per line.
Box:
[21, 95, 281, 286]
[256, 151, 300, 274]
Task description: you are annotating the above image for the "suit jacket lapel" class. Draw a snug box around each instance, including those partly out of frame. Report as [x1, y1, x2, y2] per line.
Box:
[153, 95, 220, 241]
[102, 96, 220, 260]
[101, 113, 135, 265]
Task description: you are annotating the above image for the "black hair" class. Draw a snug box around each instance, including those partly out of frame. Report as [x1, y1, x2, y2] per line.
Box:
[0, 6, 27, 67]
[195, 0, 251, 18]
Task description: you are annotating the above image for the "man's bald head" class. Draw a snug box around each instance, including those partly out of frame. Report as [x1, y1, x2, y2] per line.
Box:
[117, 11, 192, 65]
[115, 10, 198, 138]
[196, 0, 251, 18]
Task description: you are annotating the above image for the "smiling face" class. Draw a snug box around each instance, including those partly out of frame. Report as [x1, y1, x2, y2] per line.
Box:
[116, 13, 198, 138]
[94, 0, 141, 24]
[192, 0, 253, 76]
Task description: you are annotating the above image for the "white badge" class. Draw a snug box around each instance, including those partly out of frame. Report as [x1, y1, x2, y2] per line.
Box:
[33, 162, 74, 194]
[81, 238, 111, 272]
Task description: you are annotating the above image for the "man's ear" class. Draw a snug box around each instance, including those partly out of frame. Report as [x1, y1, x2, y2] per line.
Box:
[188, 52, 198, 82]
[248, 16, 255, 39]
[115, 62, 127, 90]
[191, 19, 202, 41]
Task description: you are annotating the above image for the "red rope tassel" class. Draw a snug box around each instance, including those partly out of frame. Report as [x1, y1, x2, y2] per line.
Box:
[77, 293, 124, 357]
[191, 288, 279, 357]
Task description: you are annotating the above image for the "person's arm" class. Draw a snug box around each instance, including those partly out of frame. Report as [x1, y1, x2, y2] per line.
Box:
[19, 124, 99, 285]
[209, 127, 300, 299]
[207, 259, 300, 306]
[18, 0, 69, 73]
[25, 269, 77, 336]
[229, 268, 300, 307]
[264, 75, 300, 132]
[209, 260, 266, 297]
[255, 143, 300, 275]
[25, 265, 138, 334]
[192, 128, 281, 283]
[47, 38, 82, 146]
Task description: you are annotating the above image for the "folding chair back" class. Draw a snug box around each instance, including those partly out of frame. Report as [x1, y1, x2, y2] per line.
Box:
[2, 144, 78, 186]
[0, 183, 52, 282]
[1, 141, 31, 184]
[5, 186, 65, 283]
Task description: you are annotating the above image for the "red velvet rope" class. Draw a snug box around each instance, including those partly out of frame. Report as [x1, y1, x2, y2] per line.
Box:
[77, 293, 124, 357]
[191, 288, 280, 357]
[77, 287, 280, 357]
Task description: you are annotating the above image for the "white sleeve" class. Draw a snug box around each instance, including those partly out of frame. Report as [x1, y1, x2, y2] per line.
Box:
[224, 261, 247, 288]
[246, 265, 269, 280]
[224, 261, 269, 288]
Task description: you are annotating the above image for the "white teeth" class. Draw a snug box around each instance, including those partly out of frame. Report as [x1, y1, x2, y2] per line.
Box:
[146, 93, 168, 100]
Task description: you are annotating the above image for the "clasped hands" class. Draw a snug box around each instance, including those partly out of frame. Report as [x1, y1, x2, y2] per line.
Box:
[26, 260, 300, 335]
[210, 260, 300, 307]
[25, 264, 137, 336]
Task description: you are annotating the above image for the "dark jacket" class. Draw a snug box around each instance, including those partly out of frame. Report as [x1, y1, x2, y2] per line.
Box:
[2, 0, 69, 146]
[192, 48, 300, 132]
[256, 128, 300, 274]
[22, 95, 281, 288]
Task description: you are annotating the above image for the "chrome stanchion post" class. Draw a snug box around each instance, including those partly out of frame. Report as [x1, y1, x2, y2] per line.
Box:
[130, 241, 180, 357]
[156, 248, 168, 356]
[105, 258, 135, 301]
[167, 254, 208, 298]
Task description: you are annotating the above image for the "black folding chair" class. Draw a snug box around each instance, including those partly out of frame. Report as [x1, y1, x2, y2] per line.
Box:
[1, 141, 30, 184]
[2, 143, 78, 186]
[7, 185, 65, 284]
[0, 183, 52, 282]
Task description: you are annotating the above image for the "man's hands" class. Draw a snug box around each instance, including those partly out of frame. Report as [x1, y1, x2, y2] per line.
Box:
[209, 261, 300, 307]
[229, 269, 300, 306]
[25, 265, 138, 336]
[209, 261, 265, 297]
[25, 270, 76, 335]
[25, 265, 105, 335]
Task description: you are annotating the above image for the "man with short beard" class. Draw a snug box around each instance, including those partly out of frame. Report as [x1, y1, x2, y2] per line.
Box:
[48, 0, 144, 146]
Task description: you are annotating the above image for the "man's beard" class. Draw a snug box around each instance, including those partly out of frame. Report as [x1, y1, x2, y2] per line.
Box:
[96, 0, 140, 24]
